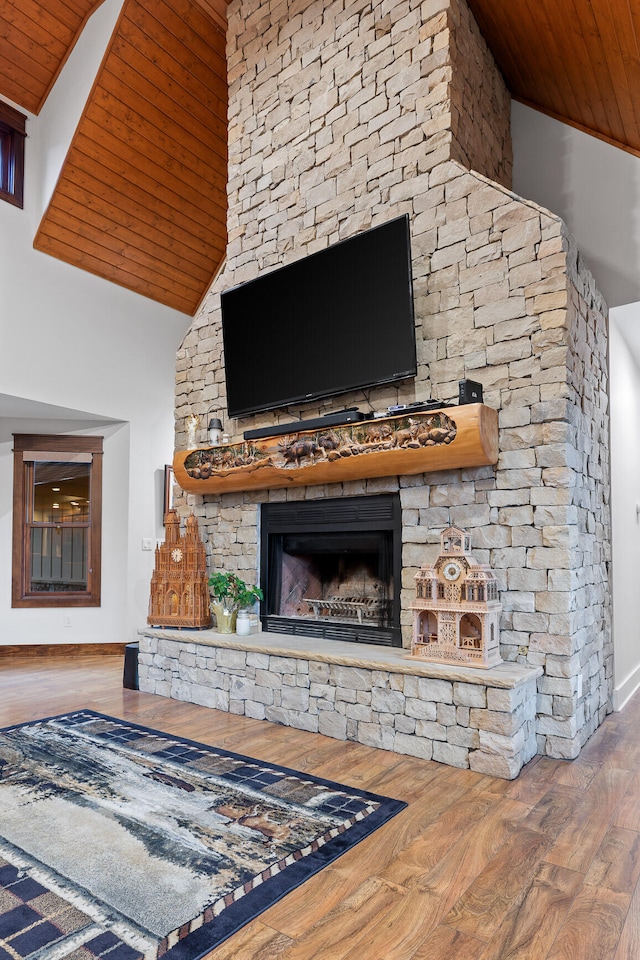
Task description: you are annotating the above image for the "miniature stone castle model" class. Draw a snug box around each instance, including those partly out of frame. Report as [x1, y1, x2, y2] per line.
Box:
[148, 510, 212, 629]
[409, 527, 502, 668]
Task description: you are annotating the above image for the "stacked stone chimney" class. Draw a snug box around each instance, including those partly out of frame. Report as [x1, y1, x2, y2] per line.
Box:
[175, 0, 611, 760]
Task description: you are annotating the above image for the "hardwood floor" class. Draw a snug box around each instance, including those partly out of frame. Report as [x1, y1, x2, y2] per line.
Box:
[2, 652, 639, 959]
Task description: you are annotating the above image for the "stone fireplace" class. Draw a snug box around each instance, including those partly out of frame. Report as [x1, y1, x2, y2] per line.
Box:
[260, 495, 402, 646]
[154, 0, 612, 768]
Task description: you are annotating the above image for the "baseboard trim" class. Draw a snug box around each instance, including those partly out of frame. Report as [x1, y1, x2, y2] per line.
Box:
[613, 662, 640, 711]
[0, 643, 127, 658]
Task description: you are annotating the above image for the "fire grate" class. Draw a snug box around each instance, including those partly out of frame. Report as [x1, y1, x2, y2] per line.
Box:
[303, 596, 392, 624]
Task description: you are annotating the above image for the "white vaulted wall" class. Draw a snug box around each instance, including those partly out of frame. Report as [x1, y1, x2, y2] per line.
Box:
[0, 0, 189, 647]
[609, 306, 640, 710]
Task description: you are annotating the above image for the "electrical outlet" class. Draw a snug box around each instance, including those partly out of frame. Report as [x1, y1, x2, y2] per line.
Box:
[142, 538, 154, 551]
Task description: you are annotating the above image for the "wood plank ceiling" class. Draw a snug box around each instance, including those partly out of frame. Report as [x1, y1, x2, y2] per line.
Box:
[0, 0, 227, 315]
[0, 0, 102, 115]
[33, 0, 228, 314]
[466, 0, 640, 159]
[1, 0, 640, 313]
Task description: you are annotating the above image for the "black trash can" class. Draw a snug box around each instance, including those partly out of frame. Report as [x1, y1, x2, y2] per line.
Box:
[123, 642, 139, 690]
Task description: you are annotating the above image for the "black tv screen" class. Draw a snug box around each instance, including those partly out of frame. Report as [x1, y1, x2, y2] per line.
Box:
[220, 214, 417, 419]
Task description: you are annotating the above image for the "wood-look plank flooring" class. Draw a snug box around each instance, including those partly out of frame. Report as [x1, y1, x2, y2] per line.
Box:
[2, 652, 640, 959]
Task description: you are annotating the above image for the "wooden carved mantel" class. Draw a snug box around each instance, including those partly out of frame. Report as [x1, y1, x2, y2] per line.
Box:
[173, 403, 498, 495]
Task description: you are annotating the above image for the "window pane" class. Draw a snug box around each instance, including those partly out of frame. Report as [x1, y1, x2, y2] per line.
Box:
[30, 526, 88, 592]
[0, 103, 25, 208]
[0, 127, 10, 192]
[13, 435, 102, 608]
[32, 461, 90, 523]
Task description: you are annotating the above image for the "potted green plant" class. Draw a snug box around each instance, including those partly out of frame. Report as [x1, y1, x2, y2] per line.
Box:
[208, 571, 263, 634]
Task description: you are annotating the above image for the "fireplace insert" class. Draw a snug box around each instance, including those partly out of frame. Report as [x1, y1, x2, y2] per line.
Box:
[260, 494, 402, 646]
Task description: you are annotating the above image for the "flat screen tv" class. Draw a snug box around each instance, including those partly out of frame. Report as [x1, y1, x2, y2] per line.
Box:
[220, 214, 417, 420]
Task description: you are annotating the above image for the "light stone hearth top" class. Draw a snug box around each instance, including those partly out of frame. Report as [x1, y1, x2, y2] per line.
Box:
[139, 626, 542, 690]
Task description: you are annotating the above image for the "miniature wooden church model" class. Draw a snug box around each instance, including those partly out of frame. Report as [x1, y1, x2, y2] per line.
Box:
[148, 510, 212, 629]
[409, 527, 501, 668]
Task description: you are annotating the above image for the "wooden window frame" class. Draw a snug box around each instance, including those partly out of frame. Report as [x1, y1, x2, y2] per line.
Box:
[12, 434, 103, 608]
[0, 101, 26, 209]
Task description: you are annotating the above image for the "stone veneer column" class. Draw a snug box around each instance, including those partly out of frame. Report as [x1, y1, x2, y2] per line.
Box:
[173, 0, 611, 761]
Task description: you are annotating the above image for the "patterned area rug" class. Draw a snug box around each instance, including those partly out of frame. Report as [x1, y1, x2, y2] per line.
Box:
[0, 711, 406, 960]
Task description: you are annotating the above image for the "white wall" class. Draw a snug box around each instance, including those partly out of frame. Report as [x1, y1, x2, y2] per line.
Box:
[0, 0, 190, 646]
[511, 103, 640, 710]
[609, 306, 640, 709]
[36, 0, 125, 216]
[511, 101, 640, 309]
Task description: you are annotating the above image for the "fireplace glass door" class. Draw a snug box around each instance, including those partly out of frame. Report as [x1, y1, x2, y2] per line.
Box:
[260, 495, 401, 646]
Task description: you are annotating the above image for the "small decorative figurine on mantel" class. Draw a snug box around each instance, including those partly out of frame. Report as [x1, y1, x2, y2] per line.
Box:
[408, 526, 502, 668]
[148, 510, 212, 629]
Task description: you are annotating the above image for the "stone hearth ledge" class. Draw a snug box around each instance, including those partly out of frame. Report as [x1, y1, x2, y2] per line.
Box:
[138, 628, 543, 780]
[139, 627, 539, 686]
